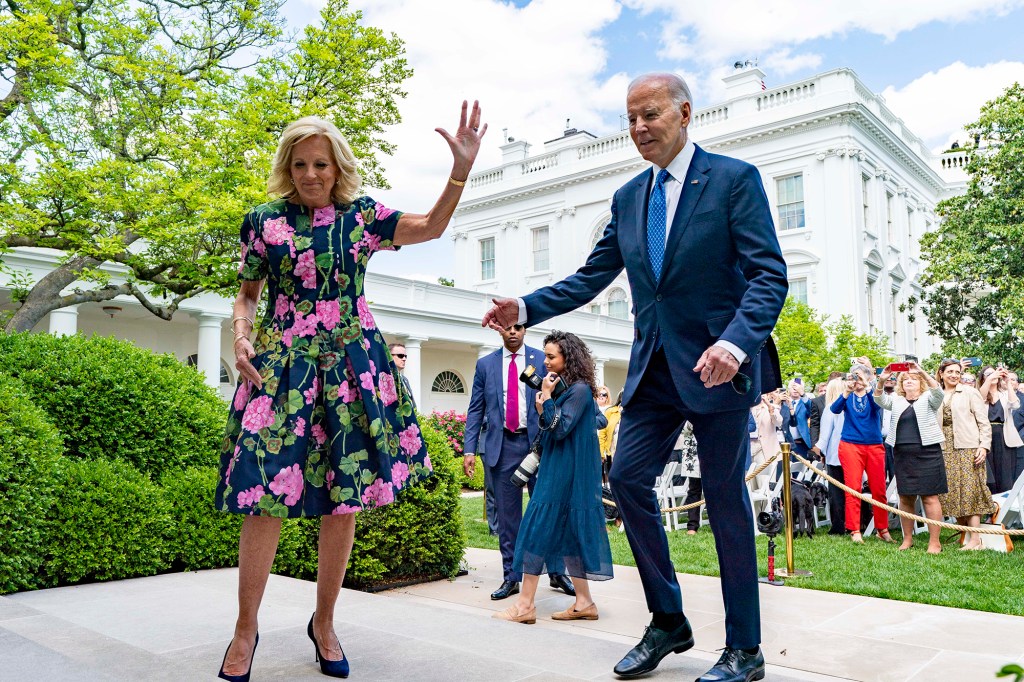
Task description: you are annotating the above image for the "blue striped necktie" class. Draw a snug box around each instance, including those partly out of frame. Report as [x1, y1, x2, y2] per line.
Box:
[647, 168, 671, 280]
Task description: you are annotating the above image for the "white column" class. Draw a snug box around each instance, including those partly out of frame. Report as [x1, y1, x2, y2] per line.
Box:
[403, 336, 428, 409]
[196, 313, 228, 389]
[48, 305, 80, 336]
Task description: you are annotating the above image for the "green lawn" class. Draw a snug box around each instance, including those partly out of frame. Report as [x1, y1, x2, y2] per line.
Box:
[460, 495, 1024, 616]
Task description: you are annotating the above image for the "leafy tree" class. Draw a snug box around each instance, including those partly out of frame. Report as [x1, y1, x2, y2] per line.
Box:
[773, 298, 894, 386]
[0, 0, 411, 332]
[918, 83, 1024, 367]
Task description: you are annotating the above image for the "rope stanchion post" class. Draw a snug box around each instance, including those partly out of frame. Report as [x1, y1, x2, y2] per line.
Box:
[776, 442, 813, 579]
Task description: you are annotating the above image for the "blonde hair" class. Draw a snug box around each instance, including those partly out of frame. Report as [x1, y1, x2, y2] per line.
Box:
[895, 369, 931, 398]
[825, 377, 844, 405]
[267, 117, 361, 204]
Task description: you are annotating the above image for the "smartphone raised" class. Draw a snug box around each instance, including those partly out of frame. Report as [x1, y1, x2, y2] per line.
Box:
[887, 362, 910, 372]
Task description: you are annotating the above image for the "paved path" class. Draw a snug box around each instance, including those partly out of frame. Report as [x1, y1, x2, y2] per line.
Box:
[2, 547, 1022, 680]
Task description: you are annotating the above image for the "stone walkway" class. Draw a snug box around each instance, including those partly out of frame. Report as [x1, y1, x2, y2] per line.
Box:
[1, 547, 1021, 681]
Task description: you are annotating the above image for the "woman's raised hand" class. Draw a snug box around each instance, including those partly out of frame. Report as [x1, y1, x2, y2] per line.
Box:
[435, 100, 487, 180]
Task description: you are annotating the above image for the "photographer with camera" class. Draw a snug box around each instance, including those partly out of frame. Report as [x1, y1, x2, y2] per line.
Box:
[464, 323, 575, 601]
[493, 331, 613, 625]
[830, 358, 892, 544]
[978, 364, 1022, 494]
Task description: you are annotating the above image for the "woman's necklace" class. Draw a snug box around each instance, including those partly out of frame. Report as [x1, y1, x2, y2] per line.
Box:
[852, 393, 869, 413]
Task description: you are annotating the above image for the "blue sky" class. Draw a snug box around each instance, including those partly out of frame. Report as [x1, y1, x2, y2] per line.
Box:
[284, 0, 1024, 283]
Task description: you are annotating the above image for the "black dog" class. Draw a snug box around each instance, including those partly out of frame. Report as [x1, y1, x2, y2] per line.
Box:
[789, 480, 817, 538]
[810, 481, 828, 508]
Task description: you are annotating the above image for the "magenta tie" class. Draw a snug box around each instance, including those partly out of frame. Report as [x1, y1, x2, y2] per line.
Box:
[506, 353, 519, 431]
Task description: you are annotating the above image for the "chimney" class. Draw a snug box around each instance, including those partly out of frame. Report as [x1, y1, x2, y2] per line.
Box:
[723, 65, 767, 97]
[500, 139, 530, 163]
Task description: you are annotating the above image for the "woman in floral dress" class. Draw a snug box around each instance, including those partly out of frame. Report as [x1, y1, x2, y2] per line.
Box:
[215, 104, 485, 680]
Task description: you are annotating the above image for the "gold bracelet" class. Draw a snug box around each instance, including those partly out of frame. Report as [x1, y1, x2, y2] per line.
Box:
[232, 315, 254, 332]
[448, 176, 467, 187]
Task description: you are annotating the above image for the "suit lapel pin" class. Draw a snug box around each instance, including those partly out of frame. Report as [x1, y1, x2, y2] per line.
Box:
[691, 179, 699, 185]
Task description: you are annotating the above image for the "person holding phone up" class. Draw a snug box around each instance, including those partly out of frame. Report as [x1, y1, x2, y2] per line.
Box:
[492, 331, 613, 624]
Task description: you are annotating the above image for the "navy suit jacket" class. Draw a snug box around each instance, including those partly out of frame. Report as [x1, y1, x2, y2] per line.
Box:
[464, 346, 544, 468]
[780, 397, 813, 445]
[523, 145, 788, 413]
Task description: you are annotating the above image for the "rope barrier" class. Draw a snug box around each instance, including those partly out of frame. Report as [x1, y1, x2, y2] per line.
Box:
[788, 451, 1024, 536]
[602, 452, 781, 513]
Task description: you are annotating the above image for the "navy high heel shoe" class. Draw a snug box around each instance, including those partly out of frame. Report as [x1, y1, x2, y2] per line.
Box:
[308, 614, 349, 678]
[217, 632, 259, 682]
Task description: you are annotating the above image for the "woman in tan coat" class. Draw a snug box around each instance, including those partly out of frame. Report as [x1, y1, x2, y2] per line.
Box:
[936, 359, 996, 550]
[750, 391, 783, 489]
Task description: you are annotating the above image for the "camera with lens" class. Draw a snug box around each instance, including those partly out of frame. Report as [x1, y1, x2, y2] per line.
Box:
[510, 438, 542, 488]
[520, 365, 567, 400]
[757, 499, 784, 535]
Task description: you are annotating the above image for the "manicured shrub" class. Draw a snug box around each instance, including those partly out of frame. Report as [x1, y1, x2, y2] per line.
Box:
[161, 467, 244, 571]
[46, 459, 172, 584]
[0, 332, 226, 478]
[270, 420, 466, 588]
[0, 374, 64, 594]
[421, 410, 483, 490]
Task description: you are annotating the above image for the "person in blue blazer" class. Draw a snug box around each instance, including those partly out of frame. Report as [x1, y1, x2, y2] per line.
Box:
[483, 72, 787, 682]
[463, 324, 575, 600]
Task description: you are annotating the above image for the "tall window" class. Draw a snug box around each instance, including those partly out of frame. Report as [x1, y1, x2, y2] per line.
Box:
[776, 174, 805, 230]
[886, 192, 895, 243]
[788, 278, 808, 305]
[532, 226, 549, 271]
[866, 277, 877, 334]
[480, 237, 495, 280]
[607, 288, 628, 319]
[906, 208, 914, 246]
[589, 303, 602, 315]
[861, 175, 872, 232]
[890, 288, 900, 343]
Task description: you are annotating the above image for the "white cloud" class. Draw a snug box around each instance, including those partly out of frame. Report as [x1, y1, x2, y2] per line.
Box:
[624, 0, 1024, 66]
[881, 61, 1024, 150]
[762, 49, 823, 78]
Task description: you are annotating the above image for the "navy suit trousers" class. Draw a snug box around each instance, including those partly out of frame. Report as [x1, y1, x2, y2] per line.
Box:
[608, 349, 760, 648]
[490, 430, 537, 582]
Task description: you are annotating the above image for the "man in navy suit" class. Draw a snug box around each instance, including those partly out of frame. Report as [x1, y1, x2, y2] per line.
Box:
[483, 73, 787, 682]
[463, 323, 576, 600]
[779, 380, 813, 475]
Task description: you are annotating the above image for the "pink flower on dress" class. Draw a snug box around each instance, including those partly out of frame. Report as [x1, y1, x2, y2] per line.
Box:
[304, 376, 320, 405]
[378, 372, 397, 406]
[311, 423, 327, 447]
[355, 212, 364, 228]
[295, 250, 317, 289]
[313, 205, 336, 227]
[262, 217, 294, 245]
[241, 395, 275, 433]
[233, 381, 251, 412]
[391, 461, 410, 490]
[362, 338, 371, 350]
[269, 464, 304, 506]
[325, 469, 335, 490]
[225, 445, 241, 486]
[361, 478, 394, 507]
[274, 294, 292, 318]
[359, 371, 374, 390]
[332, 503, 361, 515]
[252, 238, 266, 257]
[356, 296, 375, 329]
[294, 416, 307, 437]
[290, 311, 318, 339]
[399, 423, 422, 456]
[338, 381, 356, 404]
[237, 485, 265, 508]
[375, 203, 396, 220]
[316, 299, 340, 331]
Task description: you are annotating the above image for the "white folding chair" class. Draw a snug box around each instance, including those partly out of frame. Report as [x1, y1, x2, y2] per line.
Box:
[863, 476, 899, 537]
[655, 461, 680, 532]
[993, 469, 1024, 529]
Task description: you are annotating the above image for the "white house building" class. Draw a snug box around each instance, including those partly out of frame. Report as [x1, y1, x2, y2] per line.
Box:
[0, 66, 969, 412]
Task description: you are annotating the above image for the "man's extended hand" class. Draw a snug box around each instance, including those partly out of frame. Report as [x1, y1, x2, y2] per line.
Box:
[482, 297, 519, 332]
[693, 345, 740, 388]
[463, 454, 477, 478]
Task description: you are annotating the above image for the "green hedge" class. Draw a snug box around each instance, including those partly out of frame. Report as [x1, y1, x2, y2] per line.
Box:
[0, 333, 225, 479]
[160, 467, 243, 572]
[0, 375, 64, 593]
[47, 459, 172, 584]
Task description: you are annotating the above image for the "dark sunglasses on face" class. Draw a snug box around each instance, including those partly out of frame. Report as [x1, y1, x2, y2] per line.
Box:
[599, 392, 609, 398]
[393, 354, 407, 359]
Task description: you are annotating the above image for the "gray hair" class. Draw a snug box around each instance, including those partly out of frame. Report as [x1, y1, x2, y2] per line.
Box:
[627, 72, 693, 108]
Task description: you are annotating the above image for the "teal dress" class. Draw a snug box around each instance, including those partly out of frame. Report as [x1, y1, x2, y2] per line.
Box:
[215, 196, 431, 517]
[513, 382, 614, 581]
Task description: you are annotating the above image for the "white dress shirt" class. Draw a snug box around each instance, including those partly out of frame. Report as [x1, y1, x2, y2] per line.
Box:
[501, 347, 528, 430]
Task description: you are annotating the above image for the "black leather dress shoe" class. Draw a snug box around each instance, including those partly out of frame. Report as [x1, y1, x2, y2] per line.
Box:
[490, 580, 520, 600]
[613, 619, 694, 678]
[549, 574, 576, 596]
[696, 646, 765, 682]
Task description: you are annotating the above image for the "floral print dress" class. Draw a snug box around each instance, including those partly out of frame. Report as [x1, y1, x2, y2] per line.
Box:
[215, 196, 431, 517]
